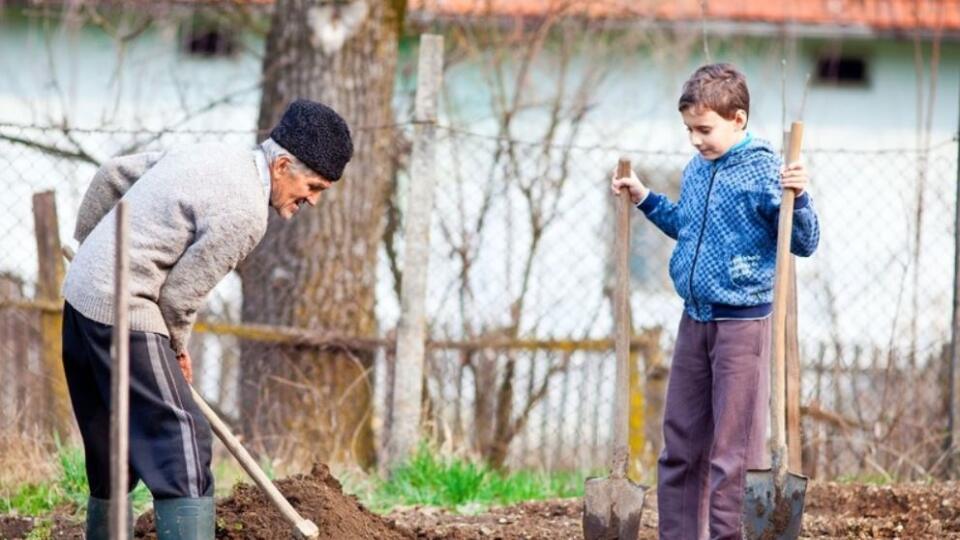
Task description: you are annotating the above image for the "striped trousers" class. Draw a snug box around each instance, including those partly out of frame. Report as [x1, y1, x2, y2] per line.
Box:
[61, 302, 213, 500]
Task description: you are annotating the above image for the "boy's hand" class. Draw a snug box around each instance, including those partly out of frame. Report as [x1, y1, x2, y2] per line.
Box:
[780, 162, 809, 195]
[177, 351, 193, 384]
[610, 167, 649, 205]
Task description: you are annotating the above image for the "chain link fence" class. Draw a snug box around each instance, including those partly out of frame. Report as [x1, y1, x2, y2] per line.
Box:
[0, 120, 957, 481]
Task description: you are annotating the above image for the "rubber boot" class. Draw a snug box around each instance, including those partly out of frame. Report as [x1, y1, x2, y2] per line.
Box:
[86, 496, 134, 540]
[154, 497, 215, 540]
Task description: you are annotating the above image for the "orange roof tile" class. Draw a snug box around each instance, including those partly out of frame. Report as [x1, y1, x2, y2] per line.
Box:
[23, 1, 958, 34]
[408, 0, 960, 33]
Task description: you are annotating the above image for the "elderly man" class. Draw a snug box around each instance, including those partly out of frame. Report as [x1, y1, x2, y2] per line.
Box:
[61, 100, 352, 540]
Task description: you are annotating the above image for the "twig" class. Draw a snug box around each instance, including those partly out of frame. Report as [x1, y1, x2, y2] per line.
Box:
[0, 132, 99, 166]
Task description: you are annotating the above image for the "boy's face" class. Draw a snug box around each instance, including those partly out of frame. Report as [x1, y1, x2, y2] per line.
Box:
[681, 106, 748, 161]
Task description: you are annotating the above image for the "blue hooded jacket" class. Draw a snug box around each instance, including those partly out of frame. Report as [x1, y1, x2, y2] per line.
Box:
[638, 133, 820, 321]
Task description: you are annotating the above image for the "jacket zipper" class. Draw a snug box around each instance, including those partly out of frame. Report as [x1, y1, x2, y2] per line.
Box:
[687, 163, 720, 315]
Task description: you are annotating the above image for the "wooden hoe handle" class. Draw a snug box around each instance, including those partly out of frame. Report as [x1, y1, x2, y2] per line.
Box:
[190, 388, 320, 539]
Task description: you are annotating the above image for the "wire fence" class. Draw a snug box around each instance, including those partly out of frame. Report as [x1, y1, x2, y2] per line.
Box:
[0, 120, 957, 481]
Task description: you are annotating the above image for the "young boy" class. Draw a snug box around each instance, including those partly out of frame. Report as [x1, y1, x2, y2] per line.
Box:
[611, 63, 819, 539]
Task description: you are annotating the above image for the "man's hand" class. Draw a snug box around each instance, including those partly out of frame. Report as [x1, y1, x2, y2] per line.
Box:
[610, 167, 649, 205]
[177, 351, 193, 384]
[781, 162, 809, 195]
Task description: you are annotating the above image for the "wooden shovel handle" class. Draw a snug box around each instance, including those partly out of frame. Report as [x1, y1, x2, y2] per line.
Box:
[771, 122, 804, 470]
[611, 157, 632, 477]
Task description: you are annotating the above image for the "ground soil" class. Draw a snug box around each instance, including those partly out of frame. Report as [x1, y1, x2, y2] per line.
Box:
[135, 463, 412, 540]
[4, 475, 960, 539]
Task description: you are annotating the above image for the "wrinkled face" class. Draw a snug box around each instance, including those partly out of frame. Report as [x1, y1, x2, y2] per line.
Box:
[681, 106, 747, 161]
[268, 156, 333, 220]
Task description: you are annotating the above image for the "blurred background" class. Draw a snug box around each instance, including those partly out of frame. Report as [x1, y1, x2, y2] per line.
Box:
[0, 0, 958, 490]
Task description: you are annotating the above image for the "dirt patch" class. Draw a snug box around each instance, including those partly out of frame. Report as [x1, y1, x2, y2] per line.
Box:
[803, 481, 960, 538]
[134, 463, 411, 540]
[0, 514, 83, 539]
[8, 478, 960, 538]
[0, 516, 35, 539]
[390, 499, 602, 540]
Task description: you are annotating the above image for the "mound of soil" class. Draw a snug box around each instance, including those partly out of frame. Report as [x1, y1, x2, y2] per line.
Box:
[134, 463, 411, 540]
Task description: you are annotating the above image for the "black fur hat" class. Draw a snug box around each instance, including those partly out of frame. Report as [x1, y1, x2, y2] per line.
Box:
[270, 99, 353, 181]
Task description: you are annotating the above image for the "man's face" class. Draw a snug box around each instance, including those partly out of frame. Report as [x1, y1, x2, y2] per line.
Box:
[268, 156, 333, 220]
[681, 106, 747, 161]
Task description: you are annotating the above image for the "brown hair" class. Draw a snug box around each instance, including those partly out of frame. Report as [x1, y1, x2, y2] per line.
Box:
[678, 63, 750, 122]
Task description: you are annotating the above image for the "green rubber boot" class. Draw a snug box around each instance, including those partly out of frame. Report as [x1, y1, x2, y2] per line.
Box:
[154, 497, 215, 540]
[85, 496, 134, 540]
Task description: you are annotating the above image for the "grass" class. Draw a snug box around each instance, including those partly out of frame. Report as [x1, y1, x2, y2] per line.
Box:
[0, 441, 152, 517]
[348, 444, 591, 514]
[3, 441, 591, 519]
[0, 439, 269, 519]
[831, 471, 932, 486]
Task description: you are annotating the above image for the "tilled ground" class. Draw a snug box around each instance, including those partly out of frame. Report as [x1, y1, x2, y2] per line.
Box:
[3, 473, 960, 539]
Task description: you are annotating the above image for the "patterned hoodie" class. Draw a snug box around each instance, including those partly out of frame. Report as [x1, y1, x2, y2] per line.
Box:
[638, 133, 820, 321]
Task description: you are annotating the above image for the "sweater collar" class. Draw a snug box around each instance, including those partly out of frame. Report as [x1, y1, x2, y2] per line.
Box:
[253, 146, 271, 202]
[715, 131, 752, 164]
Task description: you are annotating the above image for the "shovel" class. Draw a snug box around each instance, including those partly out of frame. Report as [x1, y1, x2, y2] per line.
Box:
[742, 122, 808, 539]
[583, 158, 648, 540]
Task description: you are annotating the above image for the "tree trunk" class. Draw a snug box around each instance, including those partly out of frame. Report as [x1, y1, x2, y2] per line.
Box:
[238, 0, 401, 469]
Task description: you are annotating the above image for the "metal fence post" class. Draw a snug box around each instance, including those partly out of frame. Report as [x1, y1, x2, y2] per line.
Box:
[386, 33, 444, 473]
[110, 202, 130, 540]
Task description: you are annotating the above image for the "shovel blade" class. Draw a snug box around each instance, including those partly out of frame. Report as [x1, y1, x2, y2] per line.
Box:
[741, 469, 808, 540]
[582, 476, 647, 540]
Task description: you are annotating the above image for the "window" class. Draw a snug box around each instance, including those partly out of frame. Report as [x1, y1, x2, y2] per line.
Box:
[180, 18, 237, 58]
[815, 55, 869, 86]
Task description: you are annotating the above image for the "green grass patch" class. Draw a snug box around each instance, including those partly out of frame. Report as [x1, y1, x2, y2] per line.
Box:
[0, 442, 272, 518]
[0, 442, 152, 517]
[834, 472, 893, 486]
[832, 471, 933, 486]
[355, 444, 590, 514]
[5, 442, 591, 518]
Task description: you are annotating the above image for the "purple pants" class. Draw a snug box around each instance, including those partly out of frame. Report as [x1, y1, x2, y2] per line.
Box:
[657, 314, 771, 540]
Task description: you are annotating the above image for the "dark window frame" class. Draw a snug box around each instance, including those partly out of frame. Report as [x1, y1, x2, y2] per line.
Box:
[813, 54, 870, 87]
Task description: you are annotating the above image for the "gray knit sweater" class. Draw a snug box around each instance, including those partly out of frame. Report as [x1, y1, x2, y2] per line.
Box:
[63, 143, 269, 354]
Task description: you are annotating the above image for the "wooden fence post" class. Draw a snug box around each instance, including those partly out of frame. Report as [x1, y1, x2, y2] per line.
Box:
[628, 337, 645, 481]
[32, 190, 71, 439]
[385, 33, 444, 473]
[0, 274, 31, 430]
[948, 88, 960, 477]
[639, 327, 666, 478]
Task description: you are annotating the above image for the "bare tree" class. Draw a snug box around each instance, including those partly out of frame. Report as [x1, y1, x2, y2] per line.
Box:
[238, 0, 404, 469]
[400, 5, 657, 468]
